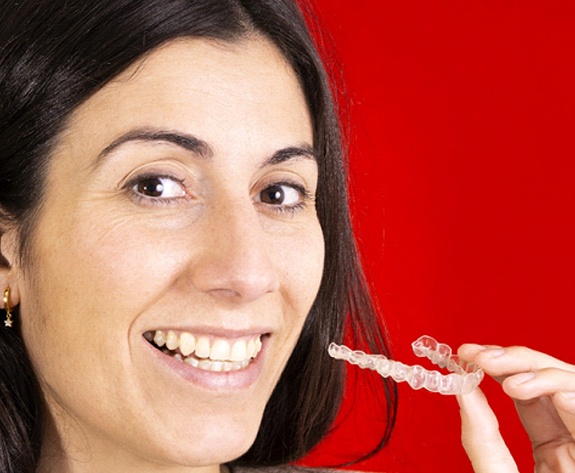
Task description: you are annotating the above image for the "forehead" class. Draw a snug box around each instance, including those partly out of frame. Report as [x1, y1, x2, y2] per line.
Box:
[58, 36, 313, 163]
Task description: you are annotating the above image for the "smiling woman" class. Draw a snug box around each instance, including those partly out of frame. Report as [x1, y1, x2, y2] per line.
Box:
[0, 1, 396, 472]
[22, 36, 326, 468]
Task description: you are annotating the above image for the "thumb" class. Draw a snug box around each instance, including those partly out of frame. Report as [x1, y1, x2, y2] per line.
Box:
[457, 388, 519, 473]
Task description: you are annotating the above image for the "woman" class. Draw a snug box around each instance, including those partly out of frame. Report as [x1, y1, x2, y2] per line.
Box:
[0, 1, 572, 472]
[0, 1, 395, 471]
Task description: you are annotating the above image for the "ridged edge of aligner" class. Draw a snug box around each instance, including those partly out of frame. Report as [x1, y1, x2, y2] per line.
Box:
[328, 340, 485, 395]
[412, 336, 482, 376]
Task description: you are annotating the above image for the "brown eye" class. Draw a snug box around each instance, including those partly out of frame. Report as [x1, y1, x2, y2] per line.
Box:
[136, 178, 164, 197]
[258, 184, 301, 206]
[260, 185, 285, 205]
[133, 176, 185, 199]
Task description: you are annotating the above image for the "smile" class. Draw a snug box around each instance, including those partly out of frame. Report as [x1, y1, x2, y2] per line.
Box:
[144, 330, 263, 373]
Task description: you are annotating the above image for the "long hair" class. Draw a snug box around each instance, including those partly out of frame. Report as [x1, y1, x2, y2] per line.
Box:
[0, 1, 397, 471]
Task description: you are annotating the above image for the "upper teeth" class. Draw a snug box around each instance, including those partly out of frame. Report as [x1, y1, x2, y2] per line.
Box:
[148, 330, 263, 363]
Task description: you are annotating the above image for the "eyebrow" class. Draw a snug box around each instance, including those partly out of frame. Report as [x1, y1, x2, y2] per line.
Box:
[97, 128, 213, 162]
[261, 145, 315, 167]
[96, 127, 315, 167]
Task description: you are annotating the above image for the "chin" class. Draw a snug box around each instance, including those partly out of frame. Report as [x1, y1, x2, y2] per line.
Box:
[146, 411, 262, 468]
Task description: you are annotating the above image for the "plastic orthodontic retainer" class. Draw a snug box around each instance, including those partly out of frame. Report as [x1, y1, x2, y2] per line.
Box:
[328, 335, 484, 395]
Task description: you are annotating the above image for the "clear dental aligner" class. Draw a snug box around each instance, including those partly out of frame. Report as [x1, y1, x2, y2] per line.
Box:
[328, 335, 484, 395]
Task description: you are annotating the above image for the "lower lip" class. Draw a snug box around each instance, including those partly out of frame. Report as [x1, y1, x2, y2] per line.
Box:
[144, 337, 267, 391]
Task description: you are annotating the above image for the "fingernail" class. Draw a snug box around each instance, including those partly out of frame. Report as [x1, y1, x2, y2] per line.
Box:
[559, 391, 575, 399]
[466, 343, 488, 352]
[510, 372, 536, 385]
[483, 348, 505, 358]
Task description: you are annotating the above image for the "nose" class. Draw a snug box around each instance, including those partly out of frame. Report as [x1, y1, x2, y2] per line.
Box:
[189, 202, 280, 303]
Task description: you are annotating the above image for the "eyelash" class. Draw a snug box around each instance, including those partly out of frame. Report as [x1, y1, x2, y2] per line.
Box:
[124, 173, 314, 214]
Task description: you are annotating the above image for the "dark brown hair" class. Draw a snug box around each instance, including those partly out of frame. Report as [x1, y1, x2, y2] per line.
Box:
[0, 1, 397, 471]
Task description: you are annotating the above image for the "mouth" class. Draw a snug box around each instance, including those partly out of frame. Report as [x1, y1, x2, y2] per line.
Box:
[143, 330, 264, 373]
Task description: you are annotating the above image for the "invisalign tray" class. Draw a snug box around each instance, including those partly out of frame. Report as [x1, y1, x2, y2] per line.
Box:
[328, 336, 484, 395]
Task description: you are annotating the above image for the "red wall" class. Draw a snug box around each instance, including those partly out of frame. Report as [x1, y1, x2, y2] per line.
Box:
[301, 1, 575, 472]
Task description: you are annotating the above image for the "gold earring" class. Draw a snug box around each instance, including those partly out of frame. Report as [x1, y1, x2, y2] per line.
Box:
[3, 287, 13, 328]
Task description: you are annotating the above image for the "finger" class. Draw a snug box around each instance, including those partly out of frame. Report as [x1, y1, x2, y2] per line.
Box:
[458, 344, 575, 380]
[503, 368, 575, 401]
[552, 391, 575, 442]
[530, 392, 575, 473]
[457, 388, 519, 473]
[497, 369, 575, 449]
[476, 368, 575, 447]
[513, 392, 569, 449]
[502, 368, 575, 441]
[458, 343, 500, 361]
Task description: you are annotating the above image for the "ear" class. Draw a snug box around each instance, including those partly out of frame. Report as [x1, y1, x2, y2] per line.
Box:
[0, 225, 21, 307]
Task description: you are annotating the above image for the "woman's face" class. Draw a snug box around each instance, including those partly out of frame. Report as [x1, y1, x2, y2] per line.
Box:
[13, 37, 323, 471]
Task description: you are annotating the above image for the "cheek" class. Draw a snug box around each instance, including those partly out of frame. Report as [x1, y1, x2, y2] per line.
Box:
[78, 231, 181, 307]
[65, 213, 189, 314]
[19, 213, 187, 375]
[281, 222, 325, 315]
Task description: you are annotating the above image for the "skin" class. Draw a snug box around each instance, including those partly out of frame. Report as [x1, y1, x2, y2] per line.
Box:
[457, 344, 575, 472]
[0, 36, 324, 472]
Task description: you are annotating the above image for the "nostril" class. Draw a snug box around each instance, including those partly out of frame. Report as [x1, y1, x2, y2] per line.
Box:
[207, 288, 242, 299]
[192, 266, 279, 303]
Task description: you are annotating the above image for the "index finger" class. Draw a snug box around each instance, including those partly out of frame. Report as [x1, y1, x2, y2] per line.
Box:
[458, 344, 575, 379]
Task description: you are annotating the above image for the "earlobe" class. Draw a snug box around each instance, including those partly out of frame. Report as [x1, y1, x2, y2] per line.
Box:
[3, 287, 16, 328]
[0, 226, 22, 308]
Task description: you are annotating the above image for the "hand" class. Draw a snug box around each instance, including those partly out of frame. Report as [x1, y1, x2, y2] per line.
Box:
[456, 344, 575, 473]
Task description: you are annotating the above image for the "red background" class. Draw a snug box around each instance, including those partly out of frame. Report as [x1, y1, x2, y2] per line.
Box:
[300, 1, 575, 472]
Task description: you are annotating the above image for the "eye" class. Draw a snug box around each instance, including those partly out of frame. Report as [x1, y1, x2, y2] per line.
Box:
[132, 176, 186, 199]
[258, 184, 302, 207]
